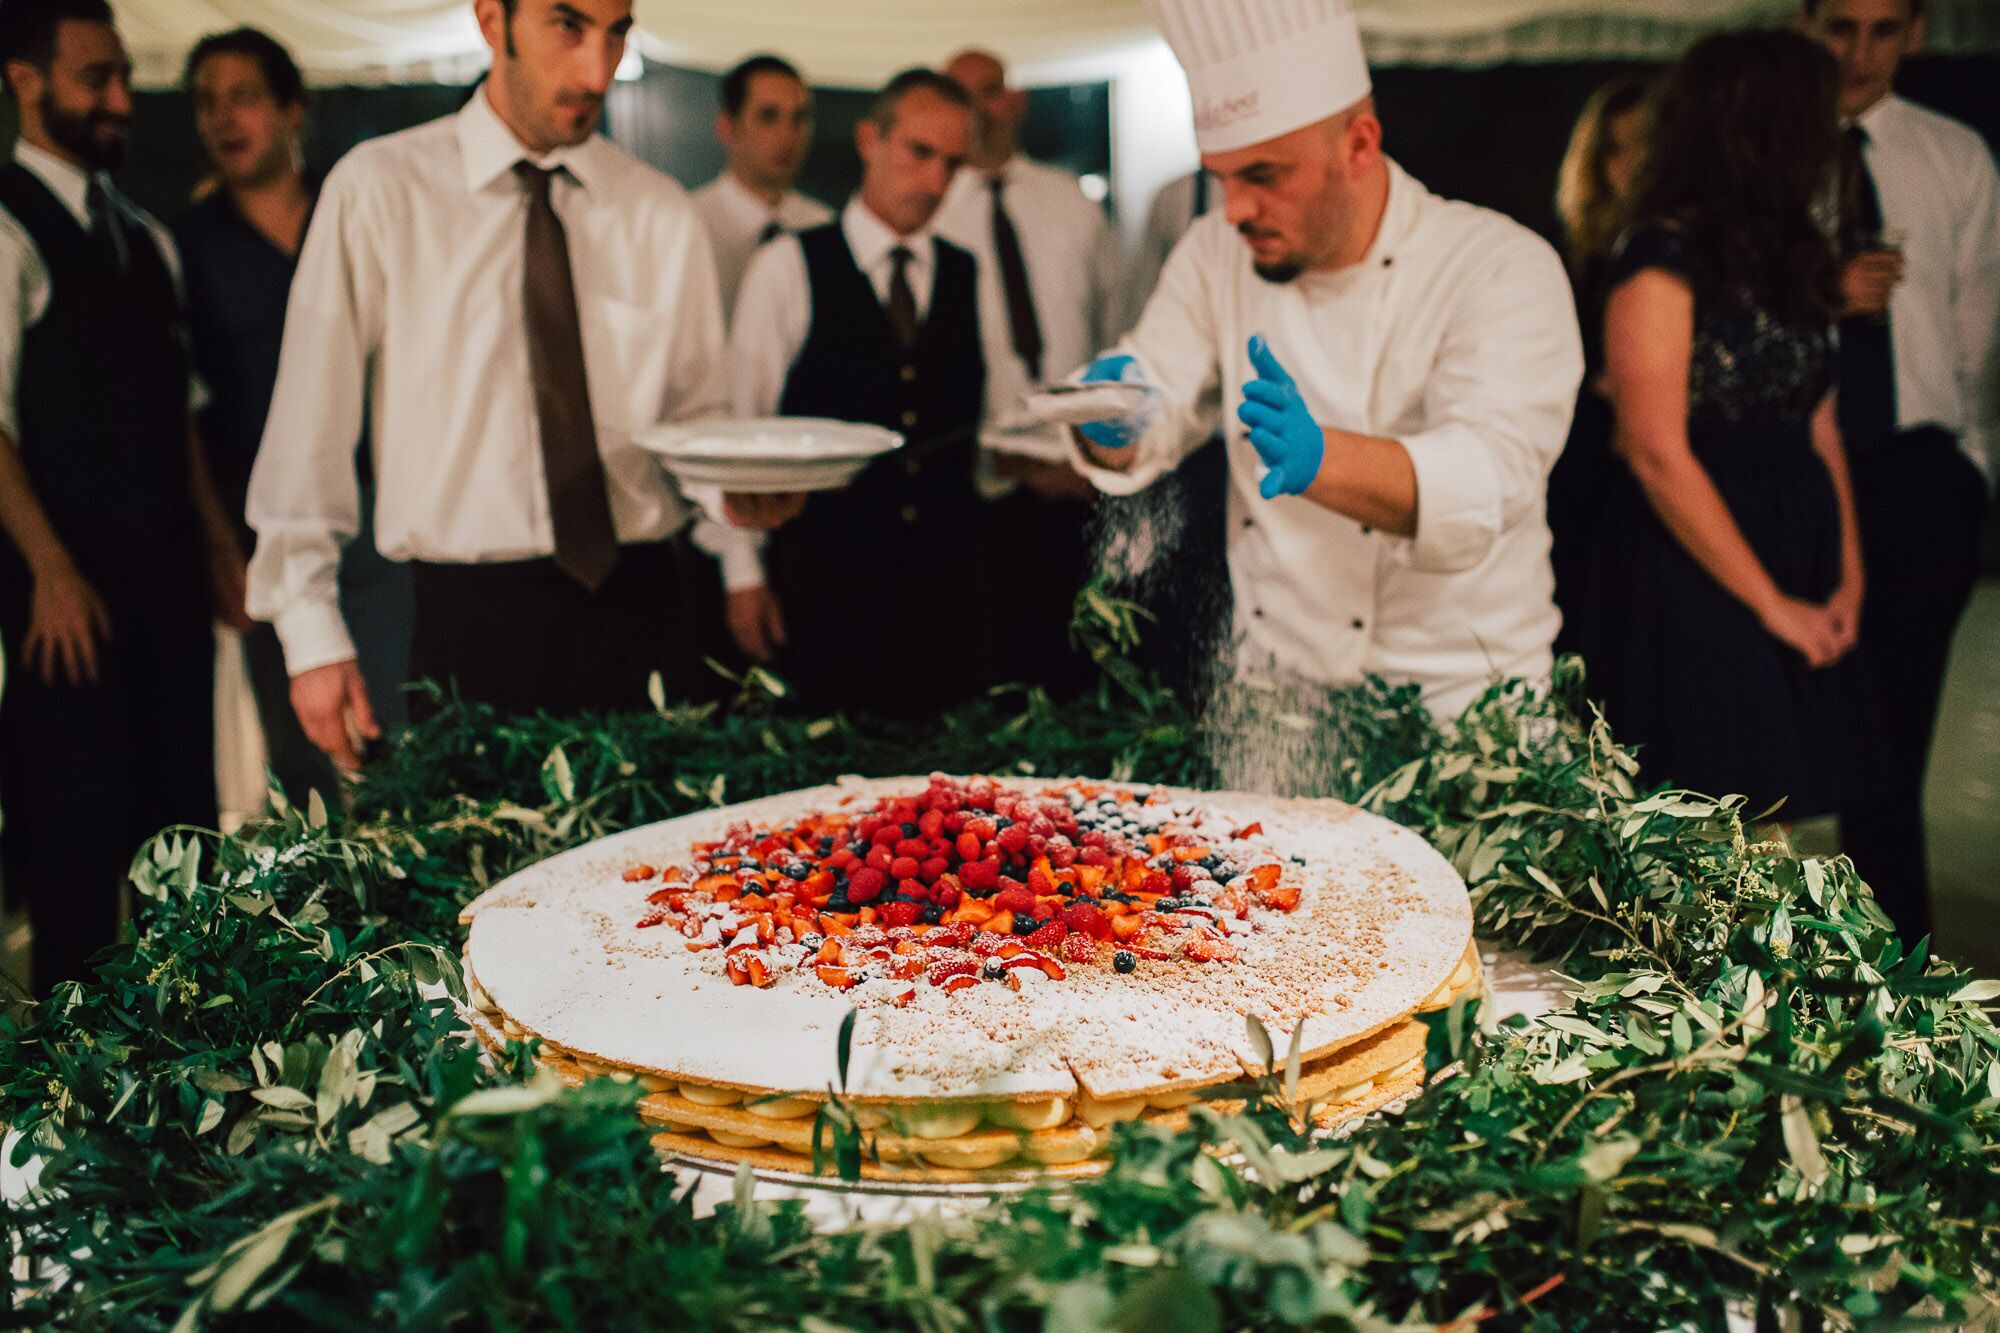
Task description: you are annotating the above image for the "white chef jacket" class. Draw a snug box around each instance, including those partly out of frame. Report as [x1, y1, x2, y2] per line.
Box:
[690, 170, 832, 323]
[246, 86, 736, 675]
[1077, 160, 1583, 719]
[1851, 94, 2000, 484]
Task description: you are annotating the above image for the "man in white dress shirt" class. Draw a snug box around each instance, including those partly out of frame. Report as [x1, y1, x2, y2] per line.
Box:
[0, 0, 247, 994]
[728, 68, 1017, 719]
[1065, 0, 1582, 721]
[1129, 168, 1215, 330]
[932, 48, 1118, 694]
[689, 54, 832, 320]
[1803, 0, 2000, 939]
[246, 0, 729, 770]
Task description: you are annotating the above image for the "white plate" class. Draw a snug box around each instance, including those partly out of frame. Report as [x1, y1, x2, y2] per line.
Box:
[982, 421, 1074, 464]
[637, 417, 903, 493]
[1021, 382, 1149, 427]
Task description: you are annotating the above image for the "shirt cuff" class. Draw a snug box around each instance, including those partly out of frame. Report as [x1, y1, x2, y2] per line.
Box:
[716, 536, 767, 592]
[1400, 423, 1505, 575]
[271, 600, 358, 677]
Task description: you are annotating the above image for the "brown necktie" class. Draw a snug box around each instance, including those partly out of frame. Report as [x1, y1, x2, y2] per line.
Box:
[515, 161, 618, 591]
[988, 176, 1042, 381]
[886, 244, 919, 348]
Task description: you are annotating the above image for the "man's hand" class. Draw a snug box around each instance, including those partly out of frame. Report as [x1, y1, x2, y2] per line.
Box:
[1236, 335, 1325, 499]
[290, 658, 380, 772]
[25, 562, 111, 685]
[207, 533, 253, 632]
[725, 584, 787, 663]
[1072, 354, 1156, 452]
[724, 491, 807, 530]
[1839, 249, 1905, 318]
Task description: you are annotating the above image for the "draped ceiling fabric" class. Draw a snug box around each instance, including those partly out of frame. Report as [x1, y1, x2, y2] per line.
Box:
[119, 0, 2000, 89]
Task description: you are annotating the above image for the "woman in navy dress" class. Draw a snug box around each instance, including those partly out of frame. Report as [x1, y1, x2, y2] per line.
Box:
[1577, 29, 1882, 817]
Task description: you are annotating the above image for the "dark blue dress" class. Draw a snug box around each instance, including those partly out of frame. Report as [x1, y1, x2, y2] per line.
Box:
[1574, 221, 1883, 818]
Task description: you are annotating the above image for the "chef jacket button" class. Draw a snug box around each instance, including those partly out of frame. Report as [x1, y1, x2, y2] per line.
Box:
[1252, 607, 1264, 618]
[901, 409, 919, 428]
[900, 364, 917, 382]
[1242, 517, 1253, 529]
[1360, 525, 1372, 535]
[905, 457, 921, 476]
[1381, 257, 1393, 267]
[1351, 618, 1365, 630]
[900, 504, 919, 524]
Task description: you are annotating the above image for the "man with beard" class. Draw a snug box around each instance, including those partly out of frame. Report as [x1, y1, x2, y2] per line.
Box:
[0, 0, 248, 995]
[175, 27, 411, 812]
[246, 0, 729, 770]
[1063, 0, 1582, 720]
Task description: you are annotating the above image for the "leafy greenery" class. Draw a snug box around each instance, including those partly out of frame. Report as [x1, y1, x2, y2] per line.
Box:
[2, 619, 1996, 1329]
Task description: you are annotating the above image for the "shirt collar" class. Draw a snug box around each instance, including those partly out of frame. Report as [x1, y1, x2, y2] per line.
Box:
[14, 140, 102, 228]
[457, 82, 602, 195]
[715, 169, 784, 225]
[1362, 159, 1425, 268]
[1853, 93, 1902, 139]
[841, 196, 929, 270]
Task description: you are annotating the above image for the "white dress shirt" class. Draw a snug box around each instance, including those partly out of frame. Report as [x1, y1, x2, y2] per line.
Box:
[0, 141, 196, 441]
[1854, 94, 2000, 484]
[690, 171, 832, 322]
[722, 197, 1021, 591]
[1079, 160, 1583, 719]
[932, 155, 1123, 392]
[246, 86, 732, 676]
[1127, 169, 1215, 336]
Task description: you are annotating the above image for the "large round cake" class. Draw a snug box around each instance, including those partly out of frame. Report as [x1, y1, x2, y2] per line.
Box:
[460, 774, 1479, 1180]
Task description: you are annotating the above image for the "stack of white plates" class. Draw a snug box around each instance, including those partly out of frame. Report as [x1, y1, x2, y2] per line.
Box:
[636, 417, 902, 493]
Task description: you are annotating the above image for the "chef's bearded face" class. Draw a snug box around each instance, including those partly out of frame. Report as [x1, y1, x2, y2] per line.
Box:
[1207, 103, 1383, 284]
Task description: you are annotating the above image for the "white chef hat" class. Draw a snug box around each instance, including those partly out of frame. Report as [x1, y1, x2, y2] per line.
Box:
[1146, 0, 1372, 154]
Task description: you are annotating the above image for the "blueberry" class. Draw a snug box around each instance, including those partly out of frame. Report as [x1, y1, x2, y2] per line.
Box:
[818, 835, 835, 853]
[901, 822, 920, 838]
[994, 816, 1013, 830]
[923, 904, 942, 924]
[785, 863, 810, 881]
[1210, 860, 1238, 881]
[1013, 915, 1039, 935]
[1113, 950, 1136, 973]
[799, 932, 824, 951]
[982, 960, 1007, 980]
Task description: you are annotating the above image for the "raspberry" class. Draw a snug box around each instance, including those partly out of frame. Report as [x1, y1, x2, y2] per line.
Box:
[866, 845, 894, 873]
[920, 856, 951, 882]
[960, 859, 1000, 891]
[848, 868, 887, 903]
[1029, 899, 1057, 922]
[1171, 864, 1211, 893]
[931, 882, 961, 908]
[1080, 846, 1111, 868]
[1141, 870, 1172, 895]
[965, 816, 998, 843]
[918, 809, 945, 838]
[871, 825, 903, 847]
[1026, 864, 1056, 898]
[943, 811, 967, 834]
[1025, 921, 1067, 952]
[997, 825, 1031, 855]
[925, 956, 977, 986]
[890, 855, 920, 880]
[1061, 932, 1098, 964]
[879, 901, 924, 928]
[1079, 830, 1107, 849]
[1050, 843, 1078, 869]
[897, 878, 925, 900]
[956, 831, 982, 861]
[856, 815, 884, 842]
[993, 885, 1036, 916]
[1061, 902, 1104, 936]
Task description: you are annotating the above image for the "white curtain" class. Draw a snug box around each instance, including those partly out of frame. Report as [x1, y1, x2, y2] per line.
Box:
[119, 0, 2000, 89]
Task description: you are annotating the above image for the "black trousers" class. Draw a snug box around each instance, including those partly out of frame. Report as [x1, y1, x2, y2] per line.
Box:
[1839, 429, 1987, 943]
[0, 542, 216, 997]
[406, 538, 696, 719]
[989, 490, 1097, 700]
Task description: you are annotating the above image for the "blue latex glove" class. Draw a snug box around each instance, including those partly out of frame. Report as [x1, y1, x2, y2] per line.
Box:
[1075, 353, 1155, 451]
[1235, 335, 1324, 499]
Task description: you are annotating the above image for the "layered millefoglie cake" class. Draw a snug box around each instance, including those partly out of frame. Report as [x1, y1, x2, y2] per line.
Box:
[459, 774, 1481, 1180]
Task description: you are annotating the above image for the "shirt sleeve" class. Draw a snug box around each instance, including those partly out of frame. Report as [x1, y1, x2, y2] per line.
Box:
[0, 216, 49, 443]
[728, 238, 810, 418]
[244, 161, 378, 674]
[1950, 135, 2000, 485]
[1397, 228, 1584, 574]
[1068, 217, 1224, 496]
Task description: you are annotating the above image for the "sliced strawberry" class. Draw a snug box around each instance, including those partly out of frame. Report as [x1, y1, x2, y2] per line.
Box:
[1025, 920, 1067, 952]
[877, 900, 924, 928]
[1060, 932, 1098, 964]
[623, 864, 658, 882]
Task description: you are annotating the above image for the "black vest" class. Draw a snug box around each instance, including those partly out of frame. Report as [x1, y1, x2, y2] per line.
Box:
[0, 164, 195, 578]
[766, 224, 992, 717]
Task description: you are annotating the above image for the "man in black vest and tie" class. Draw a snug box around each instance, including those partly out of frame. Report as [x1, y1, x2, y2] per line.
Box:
[0, 0, 248, 996]
[727, 69, 1005, 720]
[1804, 0, 2000, 943]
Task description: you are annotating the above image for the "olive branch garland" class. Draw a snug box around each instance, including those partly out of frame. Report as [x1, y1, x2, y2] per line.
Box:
[0, 620, 1995, 1330]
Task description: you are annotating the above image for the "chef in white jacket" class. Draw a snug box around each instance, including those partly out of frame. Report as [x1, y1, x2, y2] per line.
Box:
[1067, 0, 1583, 719]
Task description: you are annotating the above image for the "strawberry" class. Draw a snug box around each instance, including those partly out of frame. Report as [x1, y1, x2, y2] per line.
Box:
[878, 899, 924, 930]
[927, 921, 974, 948]
[925, 956, 977, 986]
[1060, 931, 1098, 964]
[1025, 921, 1068, 952]
[622, 864, 658, 882]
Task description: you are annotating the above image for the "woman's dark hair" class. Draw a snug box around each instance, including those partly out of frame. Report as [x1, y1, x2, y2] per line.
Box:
[184, 26, 306, 109]
[1626, 28, 1843, 323]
